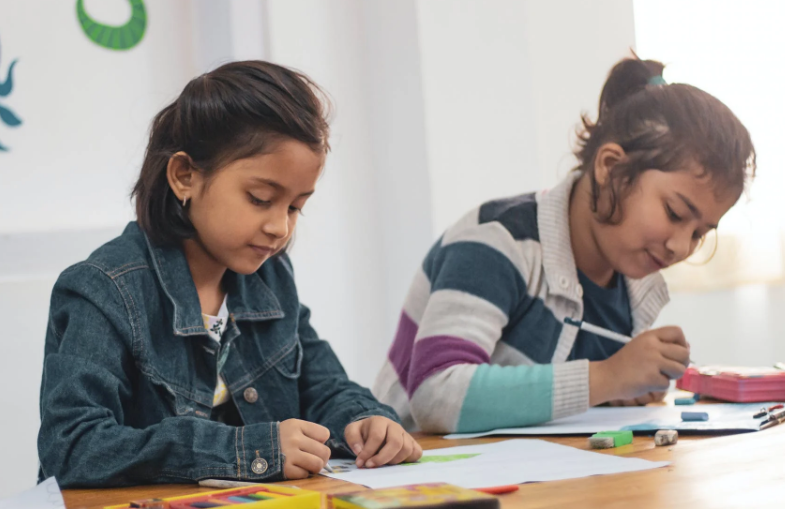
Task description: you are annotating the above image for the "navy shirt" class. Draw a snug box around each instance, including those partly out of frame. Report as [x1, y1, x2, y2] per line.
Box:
[568, 270, 632, 361]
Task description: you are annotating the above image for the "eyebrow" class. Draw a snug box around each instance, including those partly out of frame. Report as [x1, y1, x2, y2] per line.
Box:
[250, 177, 314, 198]
[676, 192, 717, 229]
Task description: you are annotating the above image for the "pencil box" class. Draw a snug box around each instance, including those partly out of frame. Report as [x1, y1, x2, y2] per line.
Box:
[677, 366, 785, 402]
[329, 483, 499, 509]
[104, 484, 321, 509]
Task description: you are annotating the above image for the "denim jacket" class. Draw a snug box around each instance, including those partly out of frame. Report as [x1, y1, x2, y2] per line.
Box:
[38, 222, 399, 488]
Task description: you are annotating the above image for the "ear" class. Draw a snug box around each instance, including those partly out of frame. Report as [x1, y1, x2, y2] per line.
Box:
[593, 143, 626, 186]
[166, 152, 199, 203]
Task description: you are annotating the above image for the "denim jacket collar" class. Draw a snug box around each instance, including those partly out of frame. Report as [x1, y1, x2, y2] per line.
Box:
[143, 232, 285, 337]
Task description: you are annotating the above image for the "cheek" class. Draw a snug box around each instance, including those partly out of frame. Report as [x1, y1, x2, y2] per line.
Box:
[194, 197, 258, 246]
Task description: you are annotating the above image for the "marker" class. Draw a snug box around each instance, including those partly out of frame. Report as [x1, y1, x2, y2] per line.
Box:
[563, 317, 631, 344]
[475, 485, 519, 495]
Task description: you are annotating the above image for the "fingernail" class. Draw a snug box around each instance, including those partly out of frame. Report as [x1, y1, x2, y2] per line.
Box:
[356, 458, 364, 468]
[351, 443, 363, 455]
[366, 460, 375, 468]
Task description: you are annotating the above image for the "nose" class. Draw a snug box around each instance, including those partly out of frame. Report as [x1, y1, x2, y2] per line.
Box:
[665, 226, 695, 262]
[261, 205, 289, 239]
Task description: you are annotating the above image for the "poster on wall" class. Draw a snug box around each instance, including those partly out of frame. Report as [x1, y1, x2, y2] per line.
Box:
[76, 0, 147, 51]
[0, 36, 21, 152]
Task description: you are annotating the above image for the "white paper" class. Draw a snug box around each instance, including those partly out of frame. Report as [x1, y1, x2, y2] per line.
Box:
[323, 439, 668, 489]
[444, 403, 774, 439]
[0, 478, 65, 509]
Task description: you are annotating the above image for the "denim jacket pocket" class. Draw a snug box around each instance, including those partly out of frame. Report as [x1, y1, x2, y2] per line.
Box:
[145, 372, 212, 419]
[272, 338, 303, 380]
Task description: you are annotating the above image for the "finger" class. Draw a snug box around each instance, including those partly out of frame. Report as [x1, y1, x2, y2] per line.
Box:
[649, 372, 672, 391]
[294, 451, 327, 474]
[388, 436, 414, 465]
[653, 326, 687, 346]
[634, 393, 654, 406]
[660, 343, 691, 366]
[356, 419, 387, 467]
[366, 430, 405, 468]
[407, 440, 423, 463]
[300, 436, 332, 465]
[344, 422, 364, 456]
[300, 421, 331, 443]
[651, 391, 667, 402]
[284, 463, 310, 480]
[659, 358, 687, 380]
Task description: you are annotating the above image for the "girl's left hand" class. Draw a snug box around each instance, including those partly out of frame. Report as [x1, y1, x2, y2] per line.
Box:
[344, 416, 423, 468]
[608, 391, 667, 407]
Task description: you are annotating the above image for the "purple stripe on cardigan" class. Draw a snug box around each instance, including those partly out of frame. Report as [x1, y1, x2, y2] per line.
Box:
[408, 335, 491, 397]
[388, 311, 418, 392]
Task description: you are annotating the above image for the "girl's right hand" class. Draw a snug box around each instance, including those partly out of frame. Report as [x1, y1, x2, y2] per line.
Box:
[589, 326, 690, 405]
[279, 419, 332, 479]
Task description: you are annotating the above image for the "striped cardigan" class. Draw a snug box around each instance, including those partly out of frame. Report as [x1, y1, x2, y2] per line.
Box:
[373, 172, 670, 433]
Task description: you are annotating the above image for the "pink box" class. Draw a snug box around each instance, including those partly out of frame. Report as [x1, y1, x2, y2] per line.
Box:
[677, 366, 785, 402]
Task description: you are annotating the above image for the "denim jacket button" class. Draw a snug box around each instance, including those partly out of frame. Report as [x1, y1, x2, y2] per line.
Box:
[251, 457, 268, 474]
[243, 387, 259, 404]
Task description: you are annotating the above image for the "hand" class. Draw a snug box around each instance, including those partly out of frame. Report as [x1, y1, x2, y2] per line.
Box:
[344, 416, 423, 468]
[590, 326, 689, 405]
[280, 419, 331, 479]
[607, 391, 667, 407]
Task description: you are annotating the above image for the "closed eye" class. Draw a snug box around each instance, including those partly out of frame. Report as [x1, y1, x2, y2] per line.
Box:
[248, 193, 270, 207]
[665, 204, 682, 222]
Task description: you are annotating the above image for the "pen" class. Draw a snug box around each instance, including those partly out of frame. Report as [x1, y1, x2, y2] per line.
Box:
[563, 317, 695, 366]
[564, 317, 631, 344]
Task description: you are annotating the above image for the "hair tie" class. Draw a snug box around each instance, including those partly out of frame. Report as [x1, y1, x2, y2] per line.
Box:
[648, 75, 667, 86]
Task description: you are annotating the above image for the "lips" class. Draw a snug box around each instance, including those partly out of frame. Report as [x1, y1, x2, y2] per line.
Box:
[647, 251, 667, 270]
[250, 245, 275, 257]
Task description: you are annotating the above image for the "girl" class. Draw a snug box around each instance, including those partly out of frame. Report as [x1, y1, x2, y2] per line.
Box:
[38, 61, 421, 487]
[374, 56, 756, 433]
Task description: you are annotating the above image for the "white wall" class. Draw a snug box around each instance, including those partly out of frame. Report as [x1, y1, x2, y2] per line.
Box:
[416, 0, 636, 233]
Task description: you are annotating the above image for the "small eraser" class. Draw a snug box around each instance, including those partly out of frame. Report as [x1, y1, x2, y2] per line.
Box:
[591, 430, 633, 447]
[675, 397, 696, 405]
[654, 429, 678, 446]
[589, 436, 615, 449]
[681, 411, 709, 421]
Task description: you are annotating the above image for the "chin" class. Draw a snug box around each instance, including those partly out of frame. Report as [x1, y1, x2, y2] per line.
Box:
[229, 259, 268, 275]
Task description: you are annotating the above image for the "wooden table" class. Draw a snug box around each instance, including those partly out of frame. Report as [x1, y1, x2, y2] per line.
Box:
[63, 424, 785, 509]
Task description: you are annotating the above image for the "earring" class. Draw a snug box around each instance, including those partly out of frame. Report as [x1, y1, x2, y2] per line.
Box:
[182, 196, 188, 207]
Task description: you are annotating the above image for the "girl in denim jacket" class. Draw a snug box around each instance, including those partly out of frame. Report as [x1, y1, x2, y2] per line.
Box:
[38, 61, 421, 487]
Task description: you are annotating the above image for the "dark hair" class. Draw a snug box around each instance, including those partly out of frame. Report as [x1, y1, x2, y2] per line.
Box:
[132, 60, 331, 246]
[575, 55, 756, 223]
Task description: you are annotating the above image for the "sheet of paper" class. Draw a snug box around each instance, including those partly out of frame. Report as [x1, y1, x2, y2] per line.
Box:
[444, 403, 775, 439]
[0, 478, 65, 509]
[323, 439, 668, 489]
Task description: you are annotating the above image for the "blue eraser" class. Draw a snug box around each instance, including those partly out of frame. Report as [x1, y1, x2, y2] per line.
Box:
[681, 411, 709, 421]
[675, 393, 700, 405]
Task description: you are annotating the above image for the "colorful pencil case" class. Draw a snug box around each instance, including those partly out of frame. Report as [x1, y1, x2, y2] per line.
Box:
[104, 484, 321, 509]
[330, 483, 499, 509]
[677, 365, 785, 402]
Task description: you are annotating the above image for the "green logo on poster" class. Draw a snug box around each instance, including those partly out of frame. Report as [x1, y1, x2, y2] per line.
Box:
[77, 0, 147, 51]
[0, 36, 21, 152]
